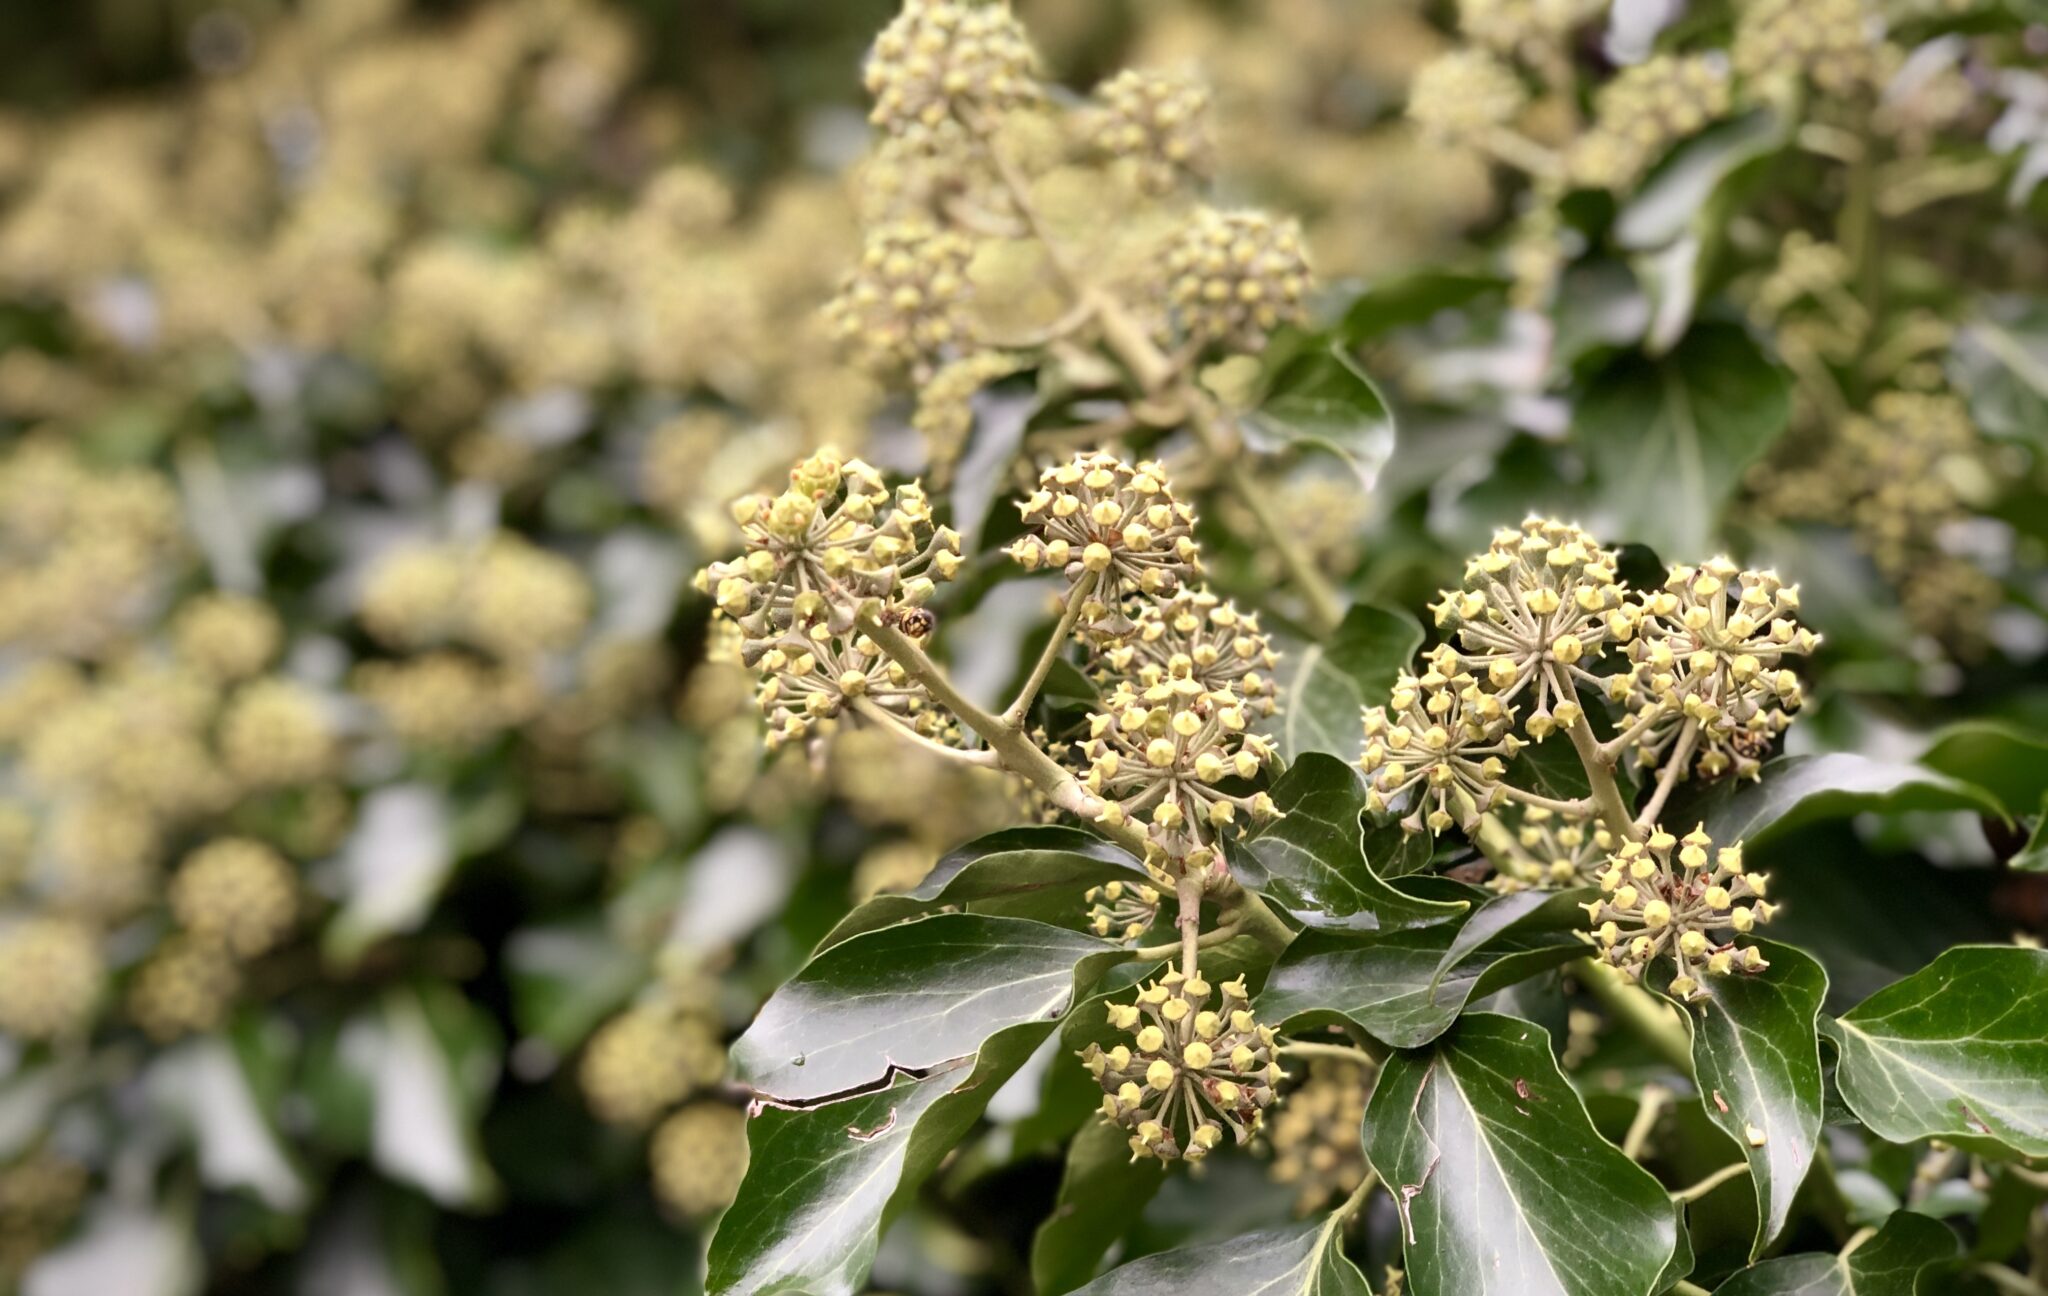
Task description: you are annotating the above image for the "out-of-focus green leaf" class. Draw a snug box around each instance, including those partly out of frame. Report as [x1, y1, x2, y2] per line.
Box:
[730, 913, 1120, 1102]
[146, 1037, 307, 1214]
[818, 826, 1147, 949]
[1823, 946, 2048, 1160]
[1265, 603, 1423, 764]
[1918, 722, 2048, 820]
[1649, 939, 1826, 1258]
[1616, 109, 1790, 252]
[504, 917, 647, 1053]
[323, 784, 454, 968]
[1068, 1214, 1372, 1296]
[1339, 269, 1505, 342]
[1031, 1118, 1168, 1295]
[1712, 1208, 1959, 1296]
[1242, 338, 1396, 488]
[1362, 1013, 1678, 1296]
[1228, 753, 1462, 931]
[1671, 753, 2005, 848]
[1259, 889, 1586, 1048]
[1949, 300, 2048, 444]
[1575, 322, 1790, 559]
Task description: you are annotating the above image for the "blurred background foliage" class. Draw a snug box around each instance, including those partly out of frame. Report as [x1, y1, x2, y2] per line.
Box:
[0, 0, 2042, 1294]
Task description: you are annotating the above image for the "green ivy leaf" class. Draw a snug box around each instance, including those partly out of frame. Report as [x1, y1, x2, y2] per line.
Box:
[1031, 1118, 1168, 1295]
[1265, 604, 1424, 764]
[730, 913, 1122, 1103]
[818, 827, 1148, 949]
[1822, 946, 2048, 1160]
[1650, 939, 1827, 1259]
[1069, 1214, 1372, 1296]
[1671, 753, 2005, 849]
[1575, 322, 1790, 560]
[1260, 893, 1587, 1049]
[1615, 109, 1789, 252]
[1362, 1013, 1678, 1296]
[707, 1067, 958, 1296]
[1242, 337, 1397, 489]
[1917, 722, 2048, 820]
[1228, 753, 1463, 932]
[1711, 1208, 1959, 1296]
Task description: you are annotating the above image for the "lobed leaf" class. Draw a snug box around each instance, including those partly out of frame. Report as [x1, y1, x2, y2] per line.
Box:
[1228, 753, 1462, 932]
[1670, 753, 2005, 850]
[1361, 1013, 1678, 1296]
[1650, 939, 1827, 1259]
[1822, 945, 2048, 1160]
[1068, 1214, 1372, 1296]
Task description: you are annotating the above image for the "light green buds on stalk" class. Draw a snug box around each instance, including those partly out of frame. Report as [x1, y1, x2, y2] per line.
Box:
[1407, 50, 1529, 144]
[1160, 207, 1311, 354]
[1620, 558, 1818, 780]
[1428, 517, 1626, 738]
[1493, 805, 1612, 892]
[1090, 68, 1213, 193]
[696, 447, 962, 749]
[862, 0, 1042, 147]
[1360, 645, 1525, 833]
[1085, 879, 1163, 943]
[1571, 55, 1733, 191]
[1080, 969, 1280, 1162]
[1077, 674, 1281, 865]
[1582, 824, 1774, 1000]
[1103, 587, 1282, 720]
[1010, 452, 1201, 641]
[824, 218, 975, 378]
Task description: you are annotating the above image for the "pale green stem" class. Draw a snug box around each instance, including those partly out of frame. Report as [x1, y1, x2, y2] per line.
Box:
[1633, 720, 1697, 833]
[1004, 571, 1096, 726]
[859, 612, 1153, 859]
[1623, 1084, 1671, 1161]
[1581, 959, 1695, 1076]
[1672, 1161, 1750, 1204]
[1187, 397, 1347, 637]
[1280, 1041, 1378, 1065]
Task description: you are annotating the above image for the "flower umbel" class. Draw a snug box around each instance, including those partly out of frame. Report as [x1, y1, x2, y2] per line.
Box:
[1085, 879, 1162, 943]
[1583, 824, 1774, 1000]
[1360, 646, 1524, 832]
[1080, 970, 1280, 1162]
[1010, 452, 1200, 640]
[1428, 517, 1625, 740]
[1623, 559, 1818, 780]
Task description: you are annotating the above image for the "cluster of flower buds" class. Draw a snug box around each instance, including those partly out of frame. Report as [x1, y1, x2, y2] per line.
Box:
[1160, 208, 1311, 354]
[862, 0, 1042, 147]
[1733, 0, 1879, 99]
[0, 916, 102, 1041]
[1457, 0, 1608, 56]
[1429, 518, 1626, 739]
[1079, 969, 1280, 1162]
[650, 1101, 750, 1219]
[1102, 588, 1281, 719]
[1361, 645, 1525, 833]
[1493, 805, 1612, 892]
[1266, 1057, 1371, 1215]
[697, 449, 962, 749]
[1407, 49, 1529, 145]
[1009, 453, 1200, 641]
[1620, 559, 1818, 781]
[823, 218, 974, 378]
[1582, 825, 1774, 1000]
[1077, 673, 1281, 863]
[1091, 68, 1212, 193]
[1085, 878, 1162, 943]
[1572, 55, 1733, 191]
